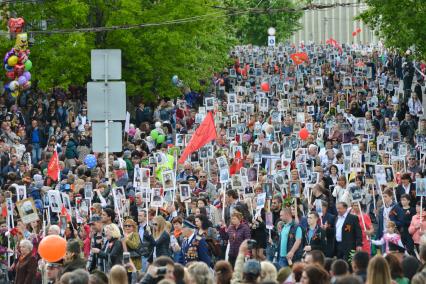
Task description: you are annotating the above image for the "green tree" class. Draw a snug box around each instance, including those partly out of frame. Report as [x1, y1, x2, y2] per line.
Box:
[0, 0, 234, 100]
[359, 0, 426, 58]
[223, 0, 304, 45]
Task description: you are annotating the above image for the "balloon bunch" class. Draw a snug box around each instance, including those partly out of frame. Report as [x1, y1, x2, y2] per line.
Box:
[150, 129, 166, 144]
[3, 19, 33, 98]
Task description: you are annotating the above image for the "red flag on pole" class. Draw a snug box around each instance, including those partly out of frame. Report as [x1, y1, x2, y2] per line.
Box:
[47, 151, 59, 181]
[178, 112, 217, 164]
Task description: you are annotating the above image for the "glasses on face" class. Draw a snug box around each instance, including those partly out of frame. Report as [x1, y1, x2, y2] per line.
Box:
[124, 225, 133, 228]
[152, 223, 158, 226]
[200, 176, 206, 178]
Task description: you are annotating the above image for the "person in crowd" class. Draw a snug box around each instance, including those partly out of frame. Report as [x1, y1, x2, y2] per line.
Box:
[350, 201, 374, 253]
[330, 259, 349, 282]
[385, 253, 409, 284]
[214, 260, 233, 284]
[408, 201, 426, 252]
[187, 261, 214, 284]
[91, 223, 123, 272]
[366, 255, 392, 284]
[400, 194, 416, 255]
[86, 215, 105, 272]
[376, 189, 404, 244]
[150, 215, 171, 261]
[334, 202, 363, 261]
[220, 211, 250, 267]
[62, 240, 86, 274]
[351, 251, 369, 283]
[300, 264, 330, 284]
[122, 218, 142, 271]
[224, 189, 251, 226]
[277, 207, 304, 268]
[303, 211, 326, 255]
[13, 239, 38, 284]
[178, 219, 211, 266]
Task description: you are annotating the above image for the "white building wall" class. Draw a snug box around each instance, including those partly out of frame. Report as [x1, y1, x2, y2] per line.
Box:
[291, 0, 378, 44]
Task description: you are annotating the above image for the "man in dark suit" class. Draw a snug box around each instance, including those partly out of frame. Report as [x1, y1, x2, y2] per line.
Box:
[179, 220, 211, 267]
[395, 173, 417, 208]
[224, 189, 251, 226]
[334, 202, 362, 261]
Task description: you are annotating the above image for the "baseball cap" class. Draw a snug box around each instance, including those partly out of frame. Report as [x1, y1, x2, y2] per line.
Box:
[88, 214, 102, 224]
[243, 259, 261, 276]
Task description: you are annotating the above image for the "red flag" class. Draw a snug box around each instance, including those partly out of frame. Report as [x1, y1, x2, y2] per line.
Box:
[290, 52, 309, 65]
[178, 112, 217, 164]
[1, 205, 7, 218]
[47, 151, 59, 181]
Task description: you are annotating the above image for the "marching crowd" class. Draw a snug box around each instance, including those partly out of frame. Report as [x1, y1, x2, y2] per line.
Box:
[1, 42, 426, 284]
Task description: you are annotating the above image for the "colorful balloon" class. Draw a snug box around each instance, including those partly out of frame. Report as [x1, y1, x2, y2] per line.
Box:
[38, 235, 67, 262]
[7, 55, 18, 66]
[172, 75, 179, 85]
[6, 71, 15, 79]
[261, 82, 270, 92]
[14, 63, 24, 76]
[23, 71, 31, 81]
[156, 134, 165, 144]
[150, 129, 159, 140]
[9, 80, 19, 91]
[18, 75, 27, 85]
[24, 59, 32, 71]
[5, 64, 13, 72]
[11, 91, 19, 98]
[84, 154, 97, 169]
[352, 31, 357, 37]
[299, 128, 309, 141]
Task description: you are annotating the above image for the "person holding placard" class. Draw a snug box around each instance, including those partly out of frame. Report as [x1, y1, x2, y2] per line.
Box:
[351, 202, 373, 253]
[408, 201, 426, 253]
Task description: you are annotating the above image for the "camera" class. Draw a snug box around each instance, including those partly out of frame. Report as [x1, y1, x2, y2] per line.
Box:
[157, 266, 167, 276]
[247, 239, 257, 250]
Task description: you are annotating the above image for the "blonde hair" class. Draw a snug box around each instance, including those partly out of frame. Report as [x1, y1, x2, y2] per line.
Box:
[153, 215, 167, 239]
[366, 255, 392, 284]
[187, 262, 214, 284]
[109, 265, 127, 284]
[104, 223, 121, 239]
[260, 261, 278, 283]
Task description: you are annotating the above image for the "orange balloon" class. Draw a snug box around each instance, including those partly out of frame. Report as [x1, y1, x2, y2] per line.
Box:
[38, 235, 67, 262]
[299, 128, 309, 141]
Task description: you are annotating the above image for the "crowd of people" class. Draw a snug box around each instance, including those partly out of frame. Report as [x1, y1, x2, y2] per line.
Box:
[1, 41, 426, 284]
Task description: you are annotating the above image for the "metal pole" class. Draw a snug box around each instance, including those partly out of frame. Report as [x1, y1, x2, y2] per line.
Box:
[104, 53, 110, 184]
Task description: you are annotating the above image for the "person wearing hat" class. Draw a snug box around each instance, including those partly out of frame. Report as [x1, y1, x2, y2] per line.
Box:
[86, 215, 105, 272]
[187, 175, 202, 197]
[62, 240, 86, 274]
[178, 219, 211, 267]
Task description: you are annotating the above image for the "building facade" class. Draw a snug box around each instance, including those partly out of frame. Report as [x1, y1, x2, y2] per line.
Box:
[291, 0, 378, 44]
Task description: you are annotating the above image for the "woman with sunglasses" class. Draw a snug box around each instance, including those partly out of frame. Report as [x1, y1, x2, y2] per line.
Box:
[149, 215, 171, 263]
[123, 218, 142, 271]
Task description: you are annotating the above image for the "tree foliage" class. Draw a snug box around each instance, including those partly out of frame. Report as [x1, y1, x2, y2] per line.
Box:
[359, 0, 426, 59]
[0, 0, 234, 100]
[223, 0, 303, 46]
[0, 0, 308, 99]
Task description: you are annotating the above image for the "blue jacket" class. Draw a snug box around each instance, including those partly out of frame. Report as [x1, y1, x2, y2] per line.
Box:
[377, 202, 404, 239]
